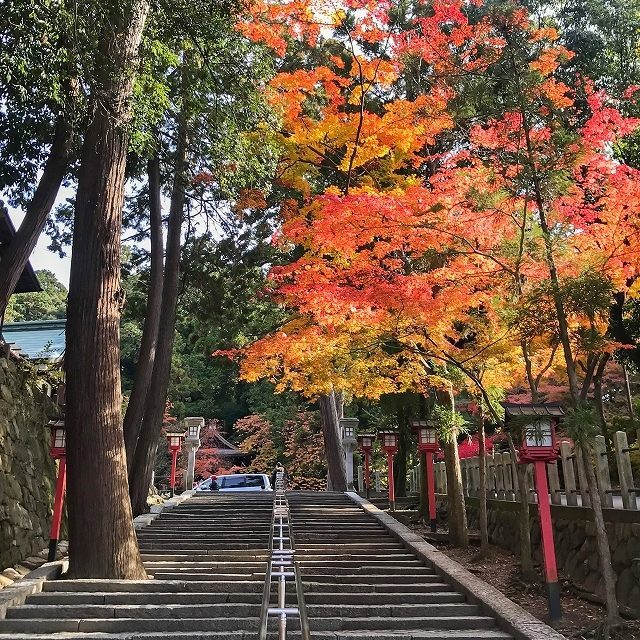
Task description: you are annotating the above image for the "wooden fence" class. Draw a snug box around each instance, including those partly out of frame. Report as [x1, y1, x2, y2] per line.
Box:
[427, 431, 639, 510]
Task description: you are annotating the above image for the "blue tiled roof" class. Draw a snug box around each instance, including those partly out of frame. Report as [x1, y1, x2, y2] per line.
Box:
[2, 319, 66, 360]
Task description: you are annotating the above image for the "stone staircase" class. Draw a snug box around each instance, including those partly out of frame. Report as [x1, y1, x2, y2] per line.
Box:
[287, 491, 513, 639]
[0, 491, 516, 639]
[0, 493, 273, 639]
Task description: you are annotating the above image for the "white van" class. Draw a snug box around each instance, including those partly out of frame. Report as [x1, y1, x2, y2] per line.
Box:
[195, 473, 272, 493]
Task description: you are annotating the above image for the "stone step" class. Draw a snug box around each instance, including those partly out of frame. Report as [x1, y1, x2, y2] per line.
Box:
[27, 592, 263, 605]
[300, 573, 444, 583]
[7, 602, 481, 620]
[0, 633, 512, 640]
[299, 566, 435, 576]
[303, 591, 466, 604]
[0, 616, 501, 633]
[43, 580, 264, 593]
[303, 581, 456, 593]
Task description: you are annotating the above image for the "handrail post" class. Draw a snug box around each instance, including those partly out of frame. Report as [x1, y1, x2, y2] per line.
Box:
[258, 476, 311, 640]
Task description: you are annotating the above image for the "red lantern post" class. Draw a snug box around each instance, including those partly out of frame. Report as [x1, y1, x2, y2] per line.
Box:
[166, 430, 186, 497]
[357, 434, 374, 499]
[380, 431, 398, 511]
[47, 420, 67, 562]
[504, 402, 564, 622]
[412, 421, 440, 532]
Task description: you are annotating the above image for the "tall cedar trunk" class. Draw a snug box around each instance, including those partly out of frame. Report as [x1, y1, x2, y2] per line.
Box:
[508, 434, 536, 580]
[318, 391, 347, 491]
[0, 115, 73, 322]
[579, 444, 620, 625]
[129, 101, 189, 516]
[123, 153, 164, 468]
[478, 415, 489, 556]
[65, 0, 149, 579]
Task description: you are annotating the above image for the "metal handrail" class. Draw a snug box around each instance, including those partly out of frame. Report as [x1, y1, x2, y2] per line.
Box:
[258, 502, 276, 640]
[257, 480, 310, 640]
[287, 506, 311, 640]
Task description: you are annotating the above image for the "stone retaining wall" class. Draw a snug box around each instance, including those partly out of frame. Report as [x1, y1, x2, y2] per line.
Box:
[459, 496, 640, 617]
[0, 355, 58, 569]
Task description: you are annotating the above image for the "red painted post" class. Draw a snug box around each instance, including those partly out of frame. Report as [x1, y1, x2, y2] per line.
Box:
[364, 450, 371, 499]
[426, 452, 437, 532]
[48, 457, 67, 562]
[534, 459, 561, 620]
[387, 451, 396, 511]
[170, 449, 179, 497]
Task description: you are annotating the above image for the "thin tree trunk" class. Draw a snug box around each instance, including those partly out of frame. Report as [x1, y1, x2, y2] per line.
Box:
[623, 365, 635, 419]
[508, 434, 536, 580]
[124, 152, 164, 469]
[319, 391, 347, 491]
[438, 387, 468, 547]
[129, 87, 189, 517]
[418, 450, 428, 520]
[444, 439, 468, 547]
[623, 365, 640, 445]
[593, 353, 610, 438]
[395, 405, 409, 497]
[0, 115, 73, 323]
[478, 414, 489, 557]
[579, 443, 620, 627]
[65, 0, 149, 579]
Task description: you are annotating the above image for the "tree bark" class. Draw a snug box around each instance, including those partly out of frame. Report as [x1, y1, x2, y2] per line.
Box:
[438, 387, 467, 547]
[478, 414, 489, 557]
[395, 405, 410, 497]
[65, 0, 149, 579]
[593, 353, 610, 438]
[0, 114, 73, 323]
[508, 434, 536, 580]
[418, 450, 429, 520]
[129, 95, 189, 517]
[579, 443, 620, 626]
[318, 391, 347, 491]
[124, 152, 164, 469]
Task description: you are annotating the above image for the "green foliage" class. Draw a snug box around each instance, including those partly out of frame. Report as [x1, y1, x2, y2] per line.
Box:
[5, 270, 67, 322]
[431, 405, 468, 444]
[562, 403, 601, 446]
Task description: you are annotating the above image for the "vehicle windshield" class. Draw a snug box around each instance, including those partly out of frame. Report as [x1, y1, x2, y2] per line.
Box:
[220, 475, 265, 489]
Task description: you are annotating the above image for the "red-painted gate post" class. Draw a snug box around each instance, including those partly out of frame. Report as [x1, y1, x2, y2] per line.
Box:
[426, 452, 437, 532]
[502, 401, 564, 622]
[380, 431, 399, 511]
[166, 430, 186, 498]
[534, 459, 561, 620]
[48, 457, 67, 561]
[357, 434, 375, 500]
[46, 420, 67, 562]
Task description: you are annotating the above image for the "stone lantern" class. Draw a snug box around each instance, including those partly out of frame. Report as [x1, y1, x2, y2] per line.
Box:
[183, 417, 204, 491]
[340, 417, 358, 491]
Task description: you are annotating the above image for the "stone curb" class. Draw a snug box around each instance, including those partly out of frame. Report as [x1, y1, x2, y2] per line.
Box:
[346, 491, 567, 640]
[134, 490, 195, 530]
[0, 559, 67, 619]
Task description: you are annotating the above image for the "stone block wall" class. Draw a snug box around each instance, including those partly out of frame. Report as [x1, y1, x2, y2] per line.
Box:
[461, 496, 640, 617]
[0, 355, 57, 568]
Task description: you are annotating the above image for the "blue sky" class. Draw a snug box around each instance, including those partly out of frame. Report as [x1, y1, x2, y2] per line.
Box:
[8, 206, 71, 287]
